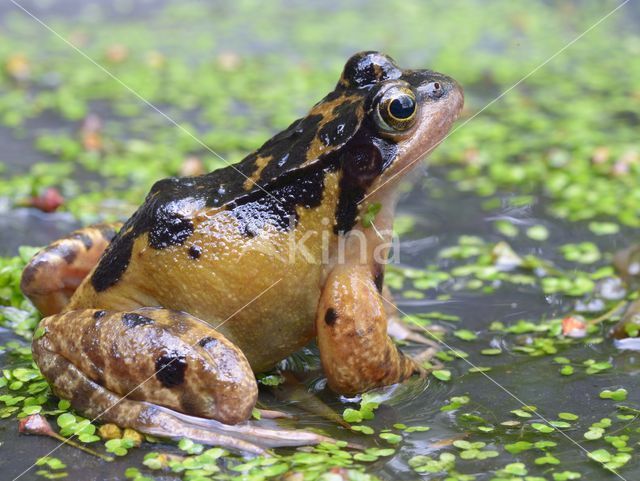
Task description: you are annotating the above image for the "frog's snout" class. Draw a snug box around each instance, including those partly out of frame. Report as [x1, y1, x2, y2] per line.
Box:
[413, 71, 464, 114]
[383, 71, 464, 177]
[446, 78, 465, 118]
[429, 75, 464, 125]
[432, 74, 464, 113]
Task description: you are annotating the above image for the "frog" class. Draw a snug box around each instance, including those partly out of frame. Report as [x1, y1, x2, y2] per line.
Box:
[21, 51, 464, 453]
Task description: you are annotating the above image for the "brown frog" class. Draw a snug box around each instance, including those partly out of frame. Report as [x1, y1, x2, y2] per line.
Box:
[22, 52, 464, 453]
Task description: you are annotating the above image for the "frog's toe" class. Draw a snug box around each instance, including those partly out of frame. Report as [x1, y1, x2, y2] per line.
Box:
[254, 407, 294, 419]
[387, 317, 442, 348]
[158, 407, 339, 450]
[21, 223, 121, 315]
[610, 298, 640, 340]
[382, 285, 443, 348]
[412, 347, 442, 374]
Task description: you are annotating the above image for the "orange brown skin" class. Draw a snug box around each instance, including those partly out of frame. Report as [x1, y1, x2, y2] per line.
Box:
[22, 52, 464, 441]
[21, 223, 121, 316]
[317, 264, 419, 394]
[33, 308, 257, 423]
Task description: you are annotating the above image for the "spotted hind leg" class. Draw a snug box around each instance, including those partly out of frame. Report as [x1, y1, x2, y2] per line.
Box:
[33, 307, 334, 453]
[21, 223, 121, 316]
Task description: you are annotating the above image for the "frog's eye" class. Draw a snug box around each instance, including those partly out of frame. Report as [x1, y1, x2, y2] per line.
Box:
[375, 87, 417, 132]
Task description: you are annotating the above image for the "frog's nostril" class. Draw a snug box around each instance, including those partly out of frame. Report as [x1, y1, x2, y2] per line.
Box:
[426, 81, 444, 99]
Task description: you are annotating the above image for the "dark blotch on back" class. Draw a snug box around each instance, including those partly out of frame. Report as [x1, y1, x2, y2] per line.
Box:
[148, 208, 194, 249]
[93, 310, 106, 320]
[155, 353, 187, 388]
[188, 245, 202, 259]
[249, 114, 324, 184]
[318, 101, 360, 148]
[122, 312, 155, 328]
[229, 161, 332, 234]
[91, 231, 135, 292]
[56, 243, 78, 265]
[325, 307, 338, 326]
[91, 184, 195, 291]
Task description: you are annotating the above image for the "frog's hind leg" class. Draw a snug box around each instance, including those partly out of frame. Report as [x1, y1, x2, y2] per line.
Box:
[21, 223, 121, 316]
[32, 307, 336, 453]
[33, 307, 258, 424]
[34, 338, 268, 454]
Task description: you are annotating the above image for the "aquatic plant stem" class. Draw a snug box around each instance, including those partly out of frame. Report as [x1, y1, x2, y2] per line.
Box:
[587, 299, 627, 327]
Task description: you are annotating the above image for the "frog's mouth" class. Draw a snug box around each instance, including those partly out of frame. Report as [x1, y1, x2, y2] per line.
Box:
[369, 74, 464, 197]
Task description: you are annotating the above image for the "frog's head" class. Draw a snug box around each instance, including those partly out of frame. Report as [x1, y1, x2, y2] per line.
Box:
[334, 51, 464, 199]
[230, 51, 463, 235]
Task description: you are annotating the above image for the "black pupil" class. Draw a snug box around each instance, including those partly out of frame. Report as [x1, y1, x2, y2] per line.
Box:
[389, 95, 415, 119]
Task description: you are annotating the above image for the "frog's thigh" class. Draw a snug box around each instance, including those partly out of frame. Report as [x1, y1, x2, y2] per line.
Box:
[33, 307, 258, 424]
[21, 223, 122, 316]
[316, 265, 421, 395]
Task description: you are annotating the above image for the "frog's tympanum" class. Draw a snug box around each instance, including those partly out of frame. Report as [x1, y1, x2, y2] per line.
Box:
[22, 52, 464, 453]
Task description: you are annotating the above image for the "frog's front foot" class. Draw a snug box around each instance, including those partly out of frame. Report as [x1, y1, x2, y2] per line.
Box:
[316, 264, 423, 395]
[610, 245, 640, 343]
[610, 298, 640, 343]
[614, 244, 640, 283]
[32, 308, 334, 454]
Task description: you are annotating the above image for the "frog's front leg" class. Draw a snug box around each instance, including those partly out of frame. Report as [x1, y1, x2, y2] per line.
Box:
[316, 264, 423, 395]
[21, 223, 121, 316]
